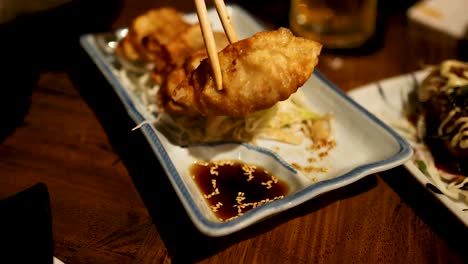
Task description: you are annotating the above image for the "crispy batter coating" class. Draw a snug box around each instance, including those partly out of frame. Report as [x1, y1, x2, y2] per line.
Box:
[151, 25, 229, 84]
[159, 28, 322, 117]
[116, 7, 228, 84]
[115, 8, 189, 62]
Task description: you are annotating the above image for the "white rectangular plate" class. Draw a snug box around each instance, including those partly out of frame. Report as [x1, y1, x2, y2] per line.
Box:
[348, 70, 468, 226]
[80, 4, 412, 236]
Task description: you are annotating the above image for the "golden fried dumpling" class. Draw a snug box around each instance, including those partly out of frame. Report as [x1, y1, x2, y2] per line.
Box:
[159, 27, 322, 117]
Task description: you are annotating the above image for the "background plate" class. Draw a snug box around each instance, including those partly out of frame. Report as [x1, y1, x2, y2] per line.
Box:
[349, 70, 468, 226]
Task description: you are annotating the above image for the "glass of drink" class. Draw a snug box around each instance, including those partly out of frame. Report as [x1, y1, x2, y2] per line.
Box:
[289, 0, 378, 49]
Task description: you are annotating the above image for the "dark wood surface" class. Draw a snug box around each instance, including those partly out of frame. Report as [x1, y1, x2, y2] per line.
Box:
[0, 0, 467, 263]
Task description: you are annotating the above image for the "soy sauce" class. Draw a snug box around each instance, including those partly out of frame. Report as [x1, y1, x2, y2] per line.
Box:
[190, 160, 289, 222]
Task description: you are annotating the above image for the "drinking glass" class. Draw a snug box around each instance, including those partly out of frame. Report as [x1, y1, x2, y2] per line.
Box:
[289, 0, 378, 49]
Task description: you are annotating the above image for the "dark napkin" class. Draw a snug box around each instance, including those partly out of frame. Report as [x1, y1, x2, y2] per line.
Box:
[0, 183, 53, 264]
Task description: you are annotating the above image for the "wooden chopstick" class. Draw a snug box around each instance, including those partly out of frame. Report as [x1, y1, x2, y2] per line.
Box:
[194, 0, 238, 90]
[214, 0, 238, 43]
[194, 0, 223, 90]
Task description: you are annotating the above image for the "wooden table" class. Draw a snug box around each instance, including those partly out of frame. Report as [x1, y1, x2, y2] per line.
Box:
[0, 0, 466, 263]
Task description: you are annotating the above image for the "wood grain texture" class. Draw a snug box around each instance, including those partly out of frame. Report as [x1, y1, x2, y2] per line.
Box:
[0, 0, 466, 263]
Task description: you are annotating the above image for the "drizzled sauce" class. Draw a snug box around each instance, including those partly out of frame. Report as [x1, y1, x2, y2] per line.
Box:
[190, 160, 289, 222]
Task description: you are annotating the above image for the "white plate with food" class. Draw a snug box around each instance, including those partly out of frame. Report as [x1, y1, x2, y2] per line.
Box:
[348, 60, 468, 226]
[79, 4, 412, 236]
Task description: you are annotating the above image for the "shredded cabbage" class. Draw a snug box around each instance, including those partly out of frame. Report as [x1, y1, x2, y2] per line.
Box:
[379, 112, 468, 203]
[156, 90, 331, 146]
[117, 66, 332, 147]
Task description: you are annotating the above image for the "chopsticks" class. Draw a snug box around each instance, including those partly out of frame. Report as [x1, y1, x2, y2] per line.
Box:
[214, 0, 238, 43]
[194, 0, 238, 90]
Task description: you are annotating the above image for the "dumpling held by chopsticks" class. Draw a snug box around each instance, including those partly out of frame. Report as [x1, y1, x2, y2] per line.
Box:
[158, 27, 322, 117]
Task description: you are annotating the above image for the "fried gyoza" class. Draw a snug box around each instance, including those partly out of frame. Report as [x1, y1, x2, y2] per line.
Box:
[116, 7, 228, 84]
[115, 8, 189, 62]
[151, 25, 229, 84]
[158, 27, 322, 117]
